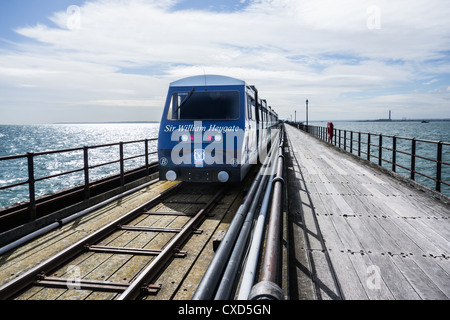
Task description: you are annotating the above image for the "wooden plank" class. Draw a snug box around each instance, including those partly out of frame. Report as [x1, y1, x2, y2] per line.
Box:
[286, 129, 366, 300]
[284, 125, 450, 300]
[285, 152, 317, 299]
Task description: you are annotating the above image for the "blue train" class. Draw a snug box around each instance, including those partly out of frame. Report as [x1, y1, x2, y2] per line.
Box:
[157, 75, 278, 183]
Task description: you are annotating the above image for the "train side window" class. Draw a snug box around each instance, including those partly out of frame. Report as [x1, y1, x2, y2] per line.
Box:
[254, 103, 260, 123]
[247, 95, 254, 120]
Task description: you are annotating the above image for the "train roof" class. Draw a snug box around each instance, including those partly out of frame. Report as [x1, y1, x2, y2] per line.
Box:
[170, 75, 245, 87]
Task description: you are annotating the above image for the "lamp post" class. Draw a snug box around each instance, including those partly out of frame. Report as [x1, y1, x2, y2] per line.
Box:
[295, 110, 296, 123]
[306, 99, 309, 126]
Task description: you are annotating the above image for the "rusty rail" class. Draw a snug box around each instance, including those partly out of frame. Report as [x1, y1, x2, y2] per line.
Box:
[117, 185, 227, 300]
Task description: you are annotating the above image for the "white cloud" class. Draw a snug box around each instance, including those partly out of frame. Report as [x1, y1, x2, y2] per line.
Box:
[1, 0, 450, 123]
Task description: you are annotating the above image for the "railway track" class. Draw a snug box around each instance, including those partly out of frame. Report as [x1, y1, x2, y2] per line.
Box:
[0, 181, 241, 300]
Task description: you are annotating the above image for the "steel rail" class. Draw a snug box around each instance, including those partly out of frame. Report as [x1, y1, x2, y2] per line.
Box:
[117, 184, 228, 300]
[0, 182, 182, 300]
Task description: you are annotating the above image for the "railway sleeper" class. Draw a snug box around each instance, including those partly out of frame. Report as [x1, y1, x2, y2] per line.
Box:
[34, 274, 161, 295]
[84, 245, 187, 257]
[143, 210, 215, 217]
[119, 224, 203, 234]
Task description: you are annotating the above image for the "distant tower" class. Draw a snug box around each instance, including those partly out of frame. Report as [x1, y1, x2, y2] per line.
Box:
[389, 110, 391, 121]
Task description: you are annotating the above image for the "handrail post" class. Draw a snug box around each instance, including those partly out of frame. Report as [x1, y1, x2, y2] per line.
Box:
[378, 134, 382, 166]
[367, 133, 371, 161]
[119, 142, 125, 187]
[358, 132, 361, 157]
[350, 131, 353, 154]
[83, 146, 90, 200]
[344, 130, 347, 151]
[411, 138, 416, 180]
[436, 141, 442, 192]
[392, 136, 397, 172]
[338, 129, 341, 148]
[145, 139, 149, 175]
[27, 152, 36, 221]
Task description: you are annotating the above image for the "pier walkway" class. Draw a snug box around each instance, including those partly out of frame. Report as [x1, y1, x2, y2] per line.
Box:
[285, 124, 450, 300]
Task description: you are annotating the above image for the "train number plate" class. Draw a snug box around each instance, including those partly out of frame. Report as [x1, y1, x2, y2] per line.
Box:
[194, 149, 205, 167]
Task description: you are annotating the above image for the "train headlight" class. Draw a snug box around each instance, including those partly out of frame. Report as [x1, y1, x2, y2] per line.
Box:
[181, 134, 189, 142]
[166, 170, 177, 181]
[215, 134, 222, 142]
[217, 171, 229, 183]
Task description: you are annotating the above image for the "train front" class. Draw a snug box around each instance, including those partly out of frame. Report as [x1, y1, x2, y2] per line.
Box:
[158, 75, 247, 183]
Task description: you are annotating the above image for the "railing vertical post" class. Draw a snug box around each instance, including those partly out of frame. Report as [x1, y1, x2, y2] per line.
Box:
[367, 133, 371, 161]
[83, 146, 90, 200]
[436, 141, 442, 192]
[344, 130, 347, 151]
[392, 136, 397, 172]
[411, 138, 416, 180]
[350, 131, 353, 155]
[338, 129, 341, 148]
[119, 142, 125, 187]
[145, 139, 149, 175]
[27, 152, 36, 221]
[378, 134, 382, 166]
[358, 132, 361, 157]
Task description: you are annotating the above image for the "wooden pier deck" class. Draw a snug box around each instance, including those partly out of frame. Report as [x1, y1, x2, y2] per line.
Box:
[285, 124, 450, 300]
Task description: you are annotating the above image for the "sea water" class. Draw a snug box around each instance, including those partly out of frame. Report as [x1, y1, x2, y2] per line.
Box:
[0, 123, 159, 209]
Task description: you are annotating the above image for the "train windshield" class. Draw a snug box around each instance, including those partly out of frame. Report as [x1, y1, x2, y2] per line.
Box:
[167, 91, 240, 120]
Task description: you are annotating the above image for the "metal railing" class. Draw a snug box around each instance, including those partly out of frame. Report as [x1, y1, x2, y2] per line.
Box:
[0, 138, 158, 218]
[288, 122, 450, 197]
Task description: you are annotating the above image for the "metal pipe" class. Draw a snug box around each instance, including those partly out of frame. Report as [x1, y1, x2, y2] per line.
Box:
[261, 146, 284, 283]
[236, 145, 279, 300]
[214, 140, 278, 300]
[192, 131, 279, 300]
[249, 129, 285, 300]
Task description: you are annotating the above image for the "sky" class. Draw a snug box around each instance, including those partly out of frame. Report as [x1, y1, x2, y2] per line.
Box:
[0, 0, 450, 124]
